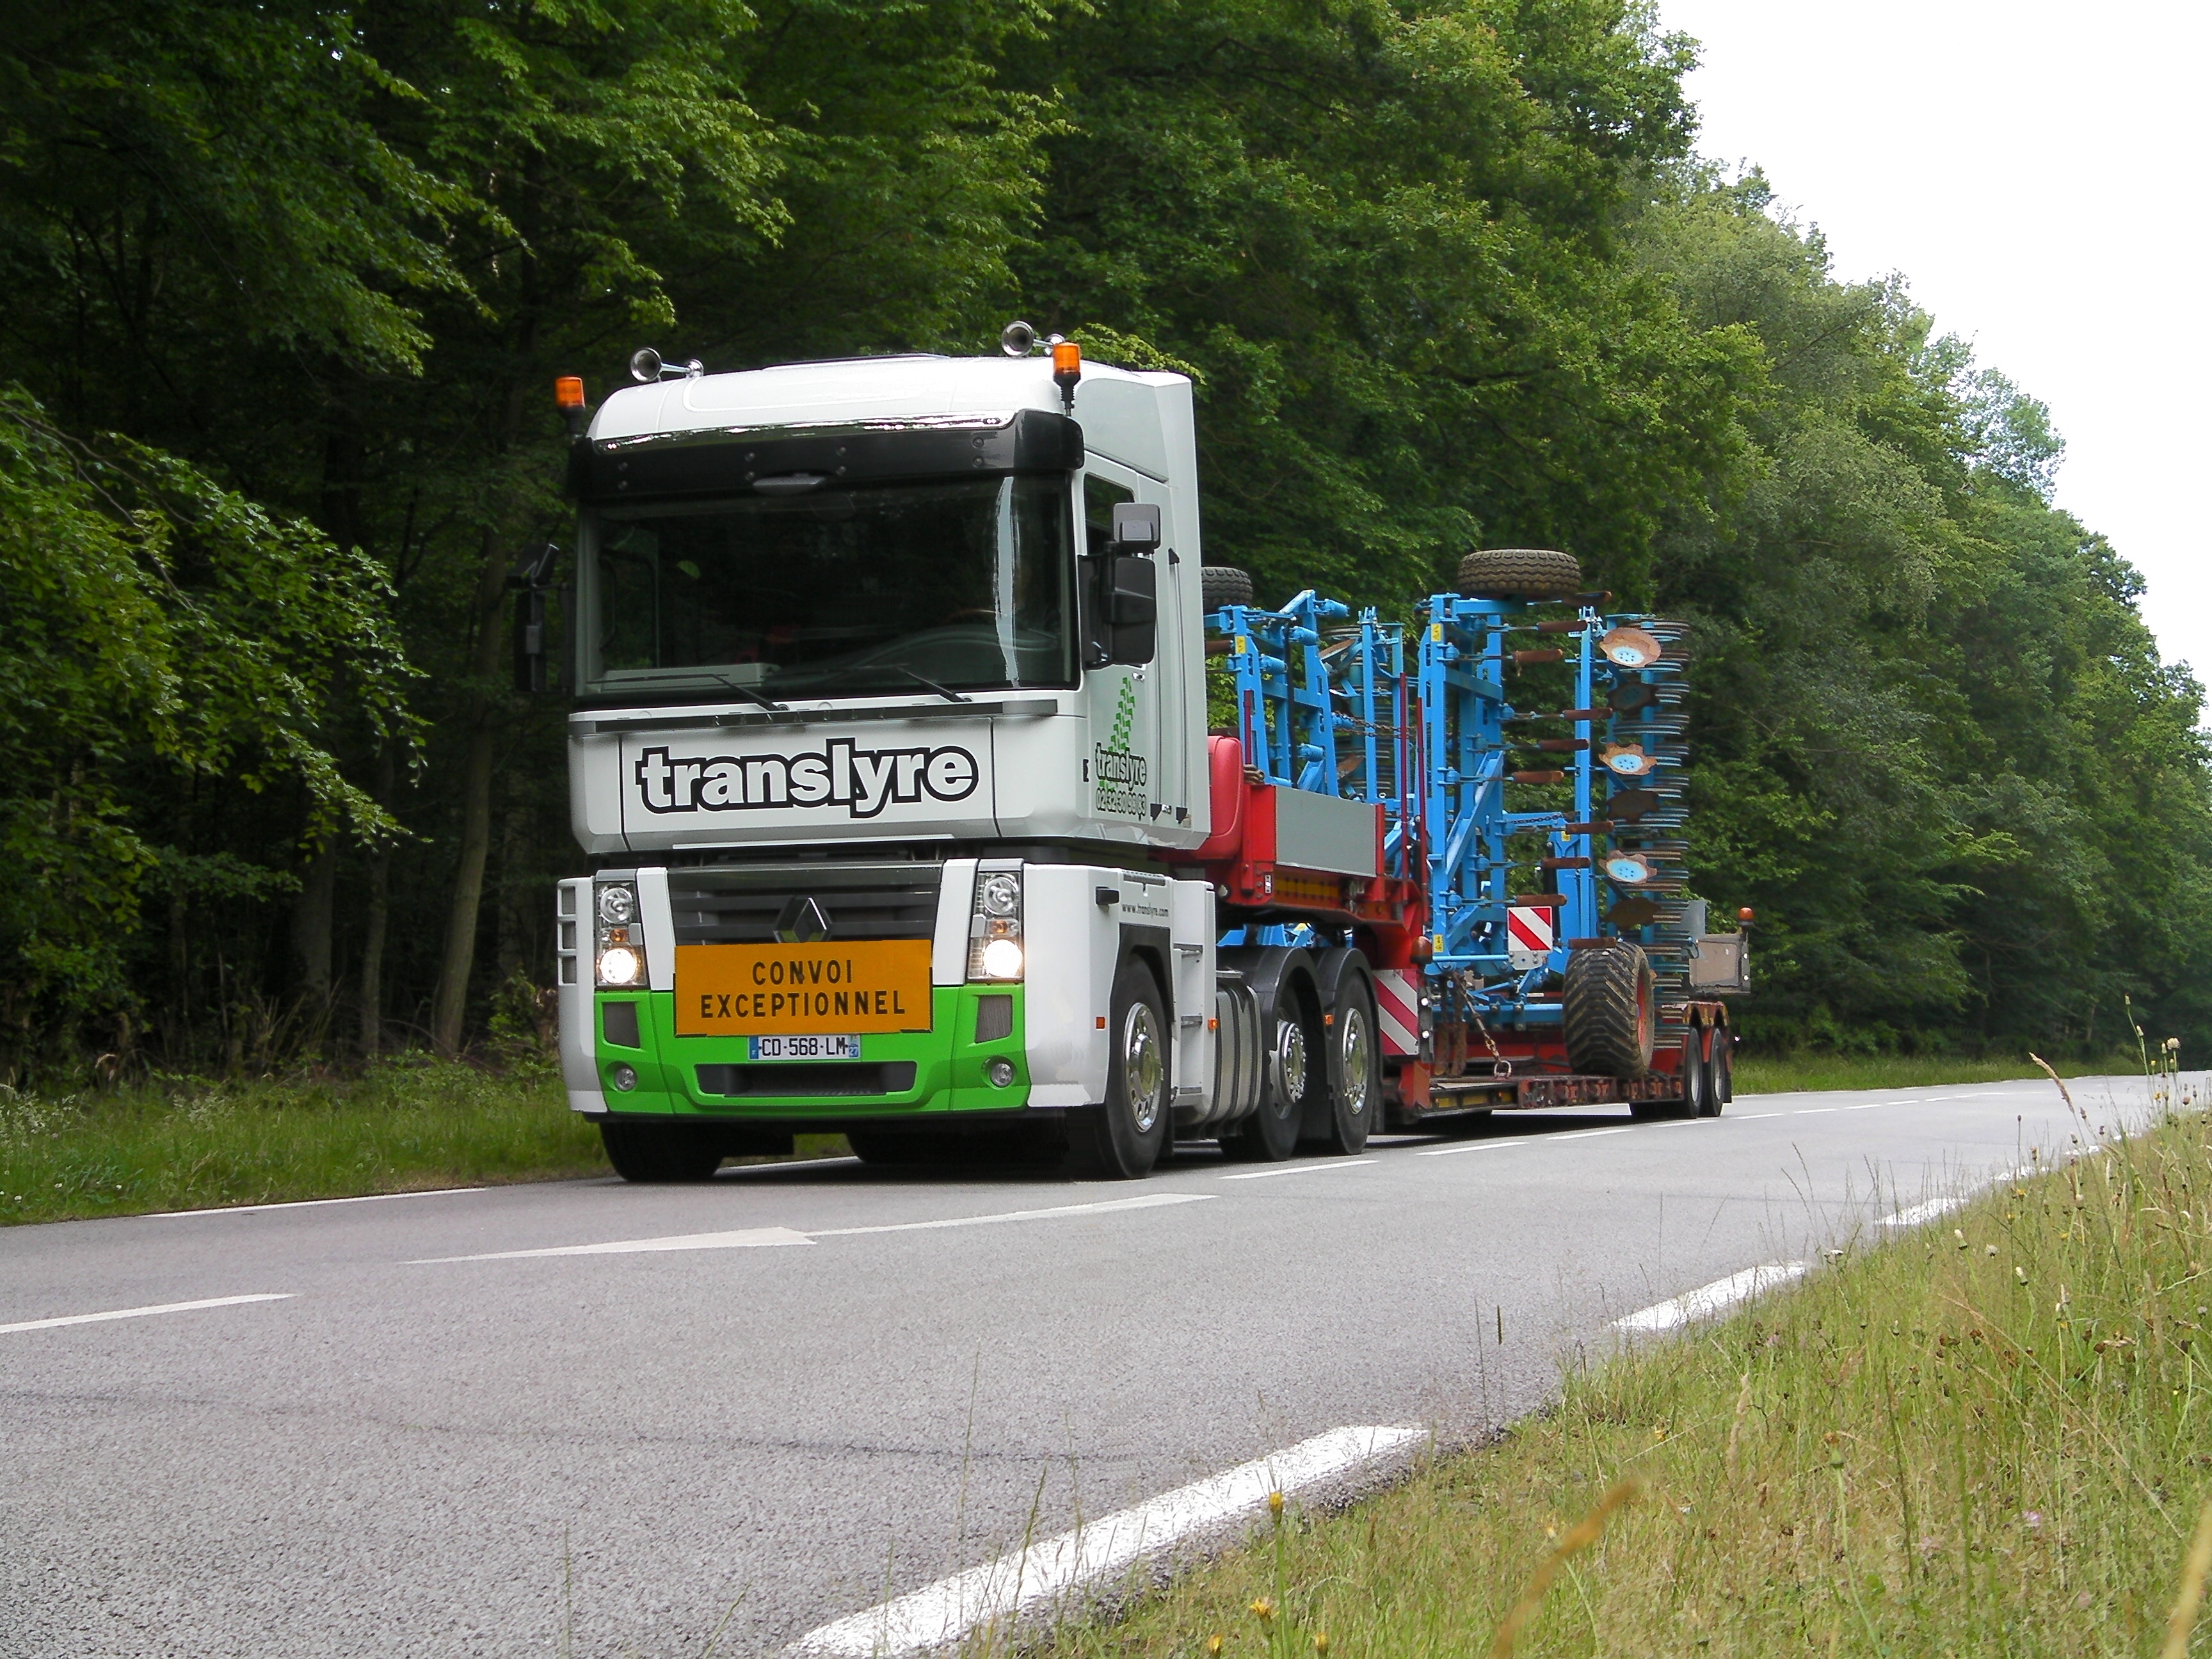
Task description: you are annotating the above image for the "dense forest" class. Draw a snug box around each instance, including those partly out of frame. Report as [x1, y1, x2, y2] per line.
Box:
[3, 0, 2206, 1083]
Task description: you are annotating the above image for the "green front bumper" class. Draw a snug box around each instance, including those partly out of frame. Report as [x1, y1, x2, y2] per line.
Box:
[591, 986, 1029, 1118]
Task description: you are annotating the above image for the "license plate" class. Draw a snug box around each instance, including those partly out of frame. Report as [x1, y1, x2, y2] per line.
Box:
[748, 1034, 861, 1061]
[673, 939, 933, 1038]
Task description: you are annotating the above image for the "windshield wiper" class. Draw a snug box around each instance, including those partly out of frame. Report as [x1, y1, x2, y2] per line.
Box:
[706, 671, 788, 713]
[893, 667, 972, 704]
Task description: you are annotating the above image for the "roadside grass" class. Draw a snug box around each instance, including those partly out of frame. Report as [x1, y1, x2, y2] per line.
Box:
[1029, 1068, 2212, 1658]
[0, 1060, 849, 1226]
[1734, 1050, 2131, 1096]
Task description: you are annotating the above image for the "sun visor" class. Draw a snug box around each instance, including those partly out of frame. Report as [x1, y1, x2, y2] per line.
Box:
[572, 407, 1083, 504]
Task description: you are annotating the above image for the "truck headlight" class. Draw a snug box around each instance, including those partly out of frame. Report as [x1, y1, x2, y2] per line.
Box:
[967, 867, 1023, 981]
[596, 879, 646, 986]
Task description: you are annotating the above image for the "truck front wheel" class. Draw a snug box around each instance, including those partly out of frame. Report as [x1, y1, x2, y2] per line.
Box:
[600, 1120, 725, 1183]
[1070, 958, 1171, 1179]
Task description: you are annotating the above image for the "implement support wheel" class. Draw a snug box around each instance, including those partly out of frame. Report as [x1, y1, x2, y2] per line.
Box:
[1455, 548, 1583, 602]
[1562, 943, 1656, 1079]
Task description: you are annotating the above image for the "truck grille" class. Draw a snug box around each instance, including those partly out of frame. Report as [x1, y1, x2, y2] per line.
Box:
[696, 1062, 919, 1098]
[667, 863, 943, 946]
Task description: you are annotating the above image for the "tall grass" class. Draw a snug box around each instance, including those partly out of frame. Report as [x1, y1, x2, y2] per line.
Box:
[1733, 1050, 2131, 1096]
[0, 1059, 606, 1224]
[1034, 1068, 2212, 1656]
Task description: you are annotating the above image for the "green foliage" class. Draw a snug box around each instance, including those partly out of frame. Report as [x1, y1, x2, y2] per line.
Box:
[0, 389, 414, 1071]
[1008, 0, 1756, 609]
[1640, 182, 2212, 1053]
[0, 1, 2202, 1071]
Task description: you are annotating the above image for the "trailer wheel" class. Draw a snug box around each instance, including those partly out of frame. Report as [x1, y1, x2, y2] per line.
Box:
[1707, 1029, 1733, 1111]
[1201, 566, 1256, 610]
[1070, 958, 1171, 1179]
[1562, 943, 1655, 1078]
[599, 1120, 725, 1183]
[1454, 548, 1583, 602]
[1224, 977, 1309, 1162]
[1315, 969, 1378, 1155]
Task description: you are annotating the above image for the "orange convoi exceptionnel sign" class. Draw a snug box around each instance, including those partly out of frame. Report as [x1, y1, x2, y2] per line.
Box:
[672, 940, 934, 1037]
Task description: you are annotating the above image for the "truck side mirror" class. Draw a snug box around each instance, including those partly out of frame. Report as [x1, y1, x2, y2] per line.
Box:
[1107, 554, 1157, 664]
[1109, 501, 1162, 550]
[510, 541, 561, 694]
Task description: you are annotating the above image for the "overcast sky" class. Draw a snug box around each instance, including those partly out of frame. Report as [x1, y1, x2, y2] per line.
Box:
[1658, 0, 2208, 708]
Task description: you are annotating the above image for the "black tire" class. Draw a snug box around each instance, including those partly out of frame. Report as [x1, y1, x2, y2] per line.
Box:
[1201, 566, 1256, 610]
[1455, 547, 1583, 602]
[1315, 968, 1378, 1155]
[1562, 943, 1655, 1078]
[1708, 1029, 1733, 1110]
[1226, 975, 1310, 1162]
[600, 1120, 725, 1183]
[1070, 958, 1171, 1179]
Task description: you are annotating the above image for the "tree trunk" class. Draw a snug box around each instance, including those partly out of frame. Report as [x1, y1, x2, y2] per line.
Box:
[357, 745, 394, 1055]
[431, 531, 513, 1057]
[291, 838, 337, 1000]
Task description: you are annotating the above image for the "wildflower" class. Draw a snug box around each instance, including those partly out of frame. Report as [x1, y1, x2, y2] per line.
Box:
[1314, 1635, 1329, 1655]
[1249, 1598, 1276, 1624]
[1955, 1228, 1969, 1249]
[2023, 1511, 2043, 1529]
[1268, 1490, 1284, 1521]
[1207, 1637, 1224, 1656]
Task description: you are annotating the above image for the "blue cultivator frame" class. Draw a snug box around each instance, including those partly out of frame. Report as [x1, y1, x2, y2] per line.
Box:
[1210, 588, 1415, 879]
[1202, 580, 1695, 1038]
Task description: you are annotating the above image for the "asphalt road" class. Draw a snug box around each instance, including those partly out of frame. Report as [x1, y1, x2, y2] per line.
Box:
[0, 1071, 2174, 1658]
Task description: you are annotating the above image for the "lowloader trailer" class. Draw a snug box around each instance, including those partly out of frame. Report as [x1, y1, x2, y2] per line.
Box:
[531, 330, 1750, 1182]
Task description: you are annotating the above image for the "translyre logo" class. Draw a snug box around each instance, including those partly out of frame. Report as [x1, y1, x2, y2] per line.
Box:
[633, 741, 979, 819]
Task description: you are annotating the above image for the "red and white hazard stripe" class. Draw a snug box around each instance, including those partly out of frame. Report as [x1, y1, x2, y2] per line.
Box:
[1506, 904, 1556, 958]
[1374, 969, 1420, 1055]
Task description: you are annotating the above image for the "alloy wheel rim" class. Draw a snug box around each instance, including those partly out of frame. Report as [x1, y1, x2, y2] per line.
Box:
[1275, 1018, 1308, 1111]
[1124, 1002, 1164, 1134]
[1340, 1007, 1371, 1118]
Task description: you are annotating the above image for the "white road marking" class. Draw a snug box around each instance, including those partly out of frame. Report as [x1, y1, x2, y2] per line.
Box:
[1548, 1125, 1636, 1141]
[1730, 1110, 1786, 1119]
[1219, 1158, 1379, 1182]
[813, 1192, 1210, 1235]
[1792, 1108, 1841, 1116]
[1615, 1262, 1810, 1333]
[1416, 1138, 1532, 1158]
[414, 1227, 815, 1263]
[141, 1187, 486, 1219]
[413, 1193, 1214, 1262]
[783, 1424, 1425, 1658]
[1875, 1164, 2039, 1230]
[0, 1294, 293, 1336]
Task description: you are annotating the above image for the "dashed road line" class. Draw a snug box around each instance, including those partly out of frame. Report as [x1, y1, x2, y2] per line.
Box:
[1615, 1263, 1809, 1333]
[784, 1424, 1425, 1658]
[141, 1188, 486, 1220]
[1219, 1158, 1380, 1182]
[1, 1294, 293, 1336]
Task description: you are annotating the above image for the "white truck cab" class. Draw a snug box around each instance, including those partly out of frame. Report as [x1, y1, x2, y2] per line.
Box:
[552, 345, 1269, 1180]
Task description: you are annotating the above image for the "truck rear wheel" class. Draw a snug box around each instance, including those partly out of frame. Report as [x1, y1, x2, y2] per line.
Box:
[1637, 1029, 1703, 1119]
[1070, 958, 1171, 1179]
[600, 1120, 725, 1183]
[1562, 943, 1655, 1078]
[1201, 566, 1256, 610]
[1706, 1029, 1733, 1112]
[1454, 548, 1582, 602]
[1315, 967, 1377, 1155]
[1224, 977, 1308, 1162]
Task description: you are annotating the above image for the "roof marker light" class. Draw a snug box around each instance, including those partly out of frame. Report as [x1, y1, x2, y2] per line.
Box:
[554, 375, 585, 411]
[1052, 338, 1081, 412]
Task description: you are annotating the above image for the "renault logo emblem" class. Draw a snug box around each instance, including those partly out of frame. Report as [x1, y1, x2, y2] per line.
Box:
[774, 895, 833, 943]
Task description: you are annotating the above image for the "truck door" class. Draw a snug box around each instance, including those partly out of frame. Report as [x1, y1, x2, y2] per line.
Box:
[1083, 463, 1183, 831]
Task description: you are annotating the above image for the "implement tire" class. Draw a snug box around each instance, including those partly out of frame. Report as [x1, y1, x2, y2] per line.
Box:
[1455, 548, 1582, 602]
[1202, 566, 1256, 610]
[1562, 943, 1656, 1079]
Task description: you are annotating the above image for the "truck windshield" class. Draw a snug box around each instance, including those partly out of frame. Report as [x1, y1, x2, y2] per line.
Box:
[579, 474, 1076, 701]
